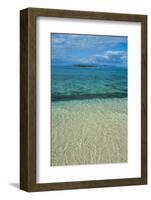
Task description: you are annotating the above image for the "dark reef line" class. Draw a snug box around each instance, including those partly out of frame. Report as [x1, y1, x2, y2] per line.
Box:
[52, 92, 127, 102]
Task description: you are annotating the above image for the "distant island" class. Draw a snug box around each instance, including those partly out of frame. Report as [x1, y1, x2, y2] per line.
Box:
[74, 64, 97, 68]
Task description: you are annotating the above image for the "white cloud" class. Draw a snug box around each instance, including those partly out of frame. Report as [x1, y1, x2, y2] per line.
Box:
[51, 33, 128, 67]
[52, 34, 127, 51]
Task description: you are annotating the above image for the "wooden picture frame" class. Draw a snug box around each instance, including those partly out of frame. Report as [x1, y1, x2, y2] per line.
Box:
[20, 7, 147, 192]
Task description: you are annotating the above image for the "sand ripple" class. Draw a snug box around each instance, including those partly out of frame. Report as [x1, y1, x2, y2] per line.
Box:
[51, 98, 127, 166]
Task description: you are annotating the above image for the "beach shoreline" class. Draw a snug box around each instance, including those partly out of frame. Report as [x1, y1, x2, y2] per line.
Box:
[51, 98, 127, 166]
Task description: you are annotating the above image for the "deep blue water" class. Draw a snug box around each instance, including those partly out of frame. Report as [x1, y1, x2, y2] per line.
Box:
[51, 64, 127, 102]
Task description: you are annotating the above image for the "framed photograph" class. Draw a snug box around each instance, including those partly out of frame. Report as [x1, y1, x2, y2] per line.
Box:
[20, 8, 147, 192]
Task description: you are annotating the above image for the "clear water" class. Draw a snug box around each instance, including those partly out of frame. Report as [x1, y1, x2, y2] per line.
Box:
[52, 64, 127, 101]
[51, 98, 127, 166]
[51, 64, 128, 166]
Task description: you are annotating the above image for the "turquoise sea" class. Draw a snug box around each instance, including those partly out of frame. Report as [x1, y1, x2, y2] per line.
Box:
[51, 64, 127, 166]
[52, 64, 127, 101]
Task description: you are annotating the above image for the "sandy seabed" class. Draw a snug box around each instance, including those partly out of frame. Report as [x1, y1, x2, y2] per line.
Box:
[51, 98, 127, 166]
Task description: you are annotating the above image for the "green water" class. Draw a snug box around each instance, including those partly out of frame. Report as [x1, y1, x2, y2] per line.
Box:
[52, 65, 127, 101]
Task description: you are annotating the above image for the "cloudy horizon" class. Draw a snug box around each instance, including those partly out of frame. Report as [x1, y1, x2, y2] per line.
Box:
[51, 33, 128, 67]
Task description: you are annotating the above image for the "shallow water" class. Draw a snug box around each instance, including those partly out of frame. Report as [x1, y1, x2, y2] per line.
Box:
[51, 98, 127, 166]
[51, 64, 127, 166]
[52, 65, 127, 101]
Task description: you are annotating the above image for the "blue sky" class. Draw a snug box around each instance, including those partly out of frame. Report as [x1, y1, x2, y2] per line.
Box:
[51, 33, 128, 67]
